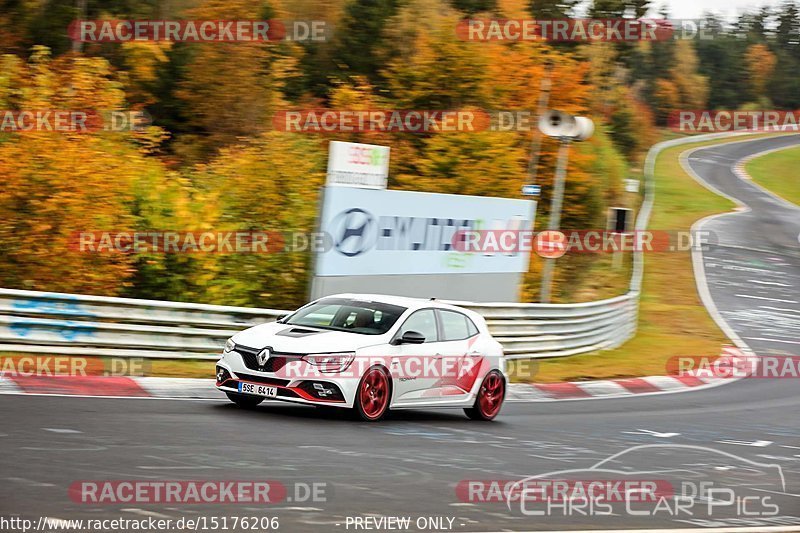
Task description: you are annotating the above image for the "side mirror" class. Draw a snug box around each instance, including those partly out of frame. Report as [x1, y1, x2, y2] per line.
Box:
[276, 314, 289, 323]
[396, 330, 425, 345]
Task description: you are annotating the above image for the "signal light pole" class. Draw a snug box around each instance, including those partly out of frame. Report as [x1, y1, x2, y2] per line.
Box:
[537, 110, 594, 303]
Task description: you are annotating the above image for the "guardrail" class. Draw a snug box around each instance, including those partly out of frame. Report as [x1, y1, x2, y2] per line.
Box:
[458, 294, 637, 359]
[0, 288, 284, 360]
[0, 132, 753, 361]
[0, 287, 636, 360]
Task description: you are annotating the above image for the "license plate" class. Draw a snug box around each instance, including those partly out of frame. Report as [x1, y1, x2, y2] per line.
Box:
[238, 382, 278, 397]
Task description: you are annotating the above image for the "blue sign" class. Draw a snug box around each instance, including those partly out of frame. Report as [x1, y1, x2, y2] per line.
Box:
[521, 184, 541, 196]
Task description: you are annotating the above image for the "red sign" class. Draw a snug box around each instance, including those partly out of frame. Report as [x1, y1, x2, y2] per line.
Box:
[535, 230, 567, 259]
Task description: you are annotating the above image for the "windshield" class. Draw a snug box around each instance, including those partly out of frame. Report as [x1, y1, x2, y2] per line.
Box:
[284, 298, 406, 335]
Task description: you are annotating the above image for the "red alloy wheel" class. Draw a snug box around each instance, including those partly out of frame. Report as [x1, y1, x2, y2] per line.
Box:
[358, 367, 390, 421]
[465, 371, 505, 421]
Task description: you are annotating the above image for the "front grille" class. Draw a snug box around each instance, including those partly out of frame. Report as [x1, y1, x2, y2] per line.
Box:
[233, 372, 291, 387]
[235, 345, 303, 373]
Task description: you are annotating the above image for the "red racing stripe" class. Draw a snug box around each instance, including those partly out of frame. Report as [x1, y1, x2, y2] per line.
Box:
[9, 375, 150, 397]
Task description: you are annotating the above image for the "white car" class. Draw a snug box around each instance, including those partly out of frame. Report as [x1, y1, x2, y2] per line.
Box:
[215, 294, 507, 421]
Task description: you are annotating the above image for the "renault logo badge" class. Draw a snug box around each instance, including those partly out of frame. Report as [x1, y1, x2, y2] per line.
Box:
[257, 347, 271, 367]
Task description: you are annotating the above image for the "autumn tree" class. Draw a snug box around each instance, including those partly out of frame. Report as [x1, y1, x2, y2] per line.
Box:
[330, 0, 402, 88]
[187, 132, 327, 308]
[171, 0, 300, 163]
[744, 43, 777, 103]
[379, 0, 493, 110]
[0, 47, 172, 295]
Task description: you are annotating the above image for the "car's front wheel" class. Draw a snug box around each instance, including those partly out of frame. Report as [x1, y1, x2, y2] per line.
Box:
[464, 370, 505, 421]
[354, 366, 391, 421]
[226, 392, 264, 409]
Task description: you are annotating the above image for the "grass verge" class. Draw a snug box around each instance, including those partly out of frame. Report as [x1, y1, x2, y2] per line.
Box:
[744, 145, 800, 206]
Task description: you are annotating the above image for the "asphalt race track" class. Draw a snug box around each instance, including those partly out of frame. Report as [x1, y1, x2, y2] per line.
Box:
[1, 135, 799, 532]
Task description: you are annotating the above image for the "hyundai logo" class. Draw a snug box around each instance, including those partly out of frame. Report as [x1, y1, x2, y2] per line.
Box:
[331, 208, 377, 257]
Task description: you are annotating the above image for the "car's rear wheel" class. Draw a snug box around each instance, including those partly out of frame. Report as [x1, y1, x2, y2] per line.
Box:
[354, 366, 391, 421]
[226, 392, 264, 409]
[464, 370, 505, 421]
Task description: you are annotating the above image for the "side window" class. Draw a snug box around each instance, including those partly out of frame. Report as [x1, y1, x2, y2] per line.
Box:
[440, 310, 471, 341]
[466, 316, 479, 337]
[397, 310, 438, 342]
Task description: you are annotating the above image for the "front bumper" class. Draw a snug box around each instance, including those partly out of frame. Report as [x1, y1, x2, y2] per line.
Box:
[215, 352, 355, 407]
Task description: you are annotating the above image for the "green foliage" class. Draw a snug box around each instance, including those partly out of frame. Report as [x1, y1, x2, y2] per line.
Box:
[692, 7, 800, 110]
[330, 0, 402, 88]
[527, 0, 578, 18]
[450, 0, 497, 14]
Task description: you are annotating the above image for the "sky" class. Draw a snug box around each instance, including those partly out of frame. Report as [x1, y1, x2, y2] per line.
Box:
[661, 0, 782, 19]
[572, 0, 783, 19]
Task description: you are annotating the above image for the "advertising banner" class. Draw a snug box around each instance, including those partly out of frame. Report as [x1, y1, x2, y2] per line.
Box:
[316, 187, 536, 276]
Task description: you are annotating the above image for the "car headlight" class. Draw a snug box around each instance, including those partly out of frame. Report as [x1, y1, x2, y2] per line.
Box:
[301, 352, 355, 373]
[224, 338, 235, 353]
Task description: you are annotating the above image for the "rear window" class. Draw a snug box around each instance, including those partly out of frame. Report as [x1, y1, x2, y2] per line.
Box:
[439, 310, 478, 341]
[467, 317, 479, 337]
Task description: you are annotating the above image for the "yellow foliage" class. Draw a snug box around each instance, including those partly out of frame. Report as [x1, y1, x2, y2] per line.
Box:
[745, 43, 776, 98]
[0, 50, 172, 295]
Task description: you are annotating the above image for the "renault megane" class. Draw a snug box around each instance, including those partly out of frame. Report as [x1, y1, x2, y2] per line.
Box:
[215, 294, 506, 421]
